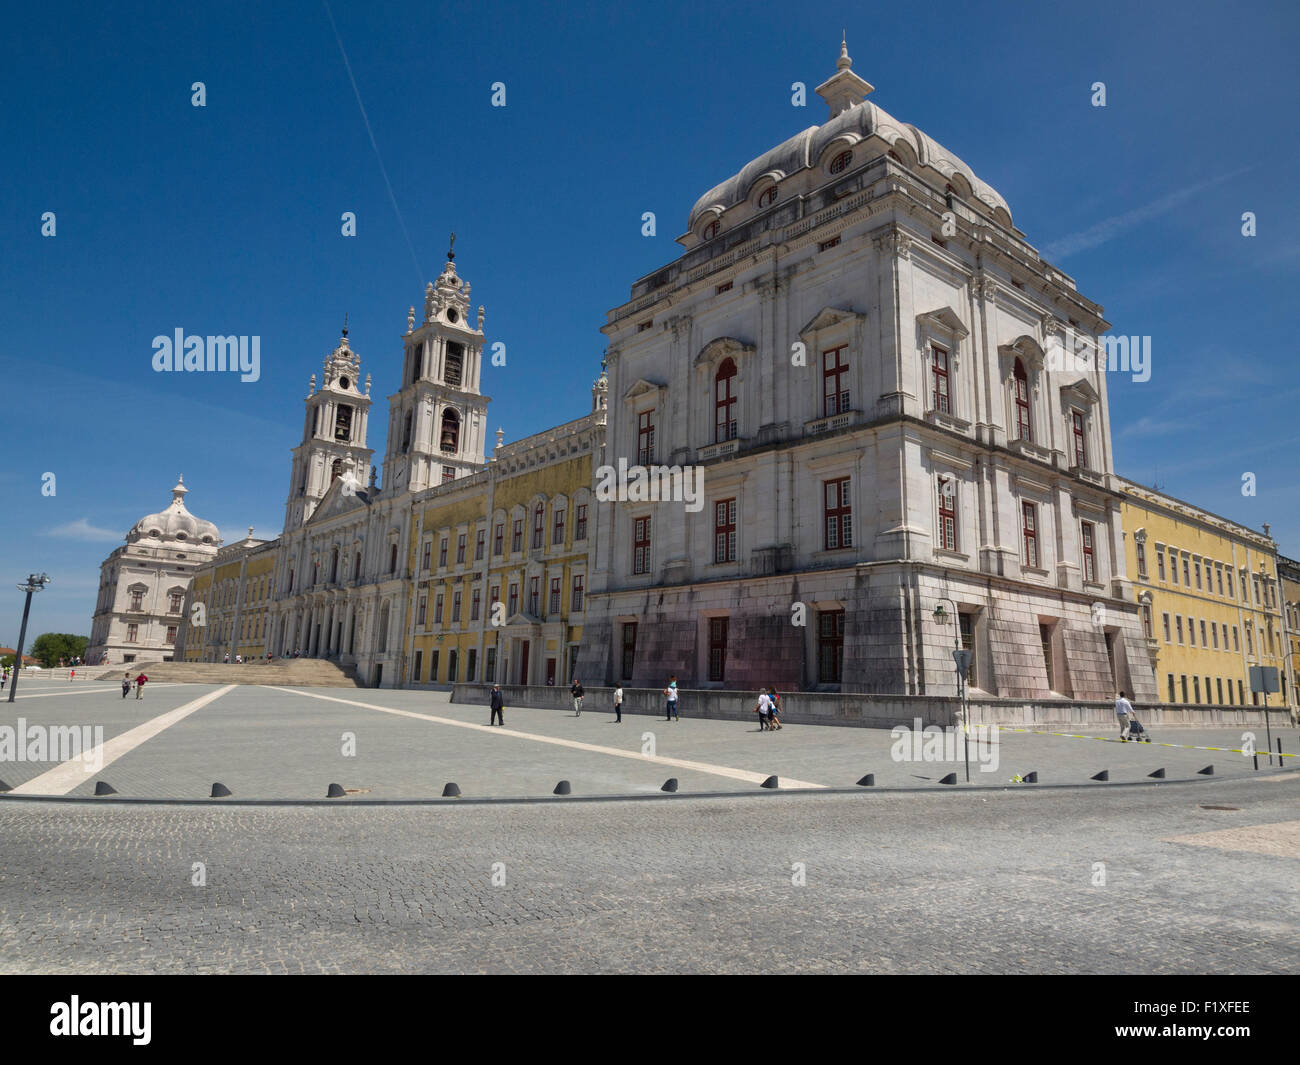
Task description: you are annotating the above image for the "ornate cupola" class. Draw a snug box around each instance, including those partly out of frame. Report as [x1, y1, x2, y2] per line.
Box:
[814, 34, 874, 118]
[382, 234, 491, 495]
[283, 320, 375, 532]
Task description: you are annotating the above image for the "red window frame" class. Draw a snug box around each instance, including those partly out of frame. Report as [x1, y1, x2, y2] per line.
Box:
[758, 186, 777, 207]
[938, 478, 957, 552]
[532, 504, 544, 549]
[829, 150, 852, 173]
[714, 498, 736, 563]
[553, 508, 565, 545]
[1071, 409, 1087, 468]
[715, 358, 737, 442]
[633, 515, 652, 575]
[456, 534, 466, 565]
[508, 584, 518, 617]
[1081, 521, 1096, 582]
[471, 589, 481, 621]
[823, 346, 849, 417]
[452, 591, 462, 623]
[637, 410, 655, 465]
[708, 617, 728, 682]
[818, 609, 845, 683]
[438, 538, 448, 568]
[434, 594, 444, 624]
[1022, 501, 1039, 568]
[1014, 359, 1032, 441]
[494, 522, 504, 556]
[571, 574, 585, 612]
[512, 519, 523, 553]
[824, 478, 852, 550]
[932, 345, 950, 413]
[528, 576, 540, 615]
[549, 577, 561, 616]
[475, 529, 486, 560]
[575, 504, 588, 540]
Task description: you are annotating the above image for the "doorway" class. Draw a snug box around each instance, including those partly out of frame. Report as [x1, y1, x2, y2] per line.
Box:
[518, 640, 530, 685]
[546, 657, 556, 685]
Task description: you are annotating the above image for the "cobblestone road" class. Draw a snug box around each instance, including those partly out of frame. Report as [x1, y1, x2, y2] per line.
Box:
[1, 774, 1296, 973]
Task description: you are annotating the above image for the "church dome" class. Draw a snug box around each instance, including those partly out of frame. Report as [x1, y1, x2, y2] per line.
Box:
[126, 476, 221, 547]
[687, 38, 1012, 235]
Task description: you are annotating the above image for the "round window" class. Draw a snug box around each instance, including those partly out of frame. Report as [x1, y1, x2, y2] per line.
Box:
[758, 186, 778, 207]
[703, 221, 720, 240]
[340, 376, 350, 390]
[829, 150, 853, 174]
[448, 308, 459, 323]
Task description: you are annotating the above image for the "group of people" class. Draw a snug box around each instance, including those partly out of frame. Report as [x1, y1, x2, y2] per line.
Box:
[120, 671, 149, 699]
[755, 687, 784, 731]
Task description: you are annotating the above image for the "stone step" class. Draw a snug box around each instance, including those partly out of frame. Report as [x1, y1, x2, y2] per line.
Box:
[94, 659, 363, 688]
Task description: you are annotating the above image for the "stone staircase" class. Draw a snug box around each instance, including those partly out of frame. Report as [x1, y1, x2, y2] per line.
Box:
[94, 658, 363, 688]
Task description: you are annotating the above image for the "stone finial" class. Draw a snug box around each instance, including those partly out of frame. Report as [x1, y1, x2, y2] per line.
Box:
[364, 373, 372, 396]
[477, 305, 485, 330]
[408, 306, 415, 332]
[838, 29, 851, 70]
[247, 525, 254, 540]
[495, 427, 505, 450]
[815, 32, 874, 117]
[369, 465, 378, 487]
[308, 373, 317, 397]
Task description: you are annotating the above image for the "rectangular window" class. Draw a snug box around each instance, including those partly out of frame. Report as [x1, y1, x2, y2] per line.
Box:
[494, 523, 504, 556]
[456, 534, 466, 565]
[1182, 555, 1190, 584]
[490, 584, 500, 616]
[1195, 559, 1203, 590]
[1253, 576, 1262, 606]
[959, 612, 976, 687]
[714, 499, 737, 563]
[1071, 409, 1087, 468]
[471, 589, 481, 622]
[1226, 569, 1234, 598]
[442, 466, 456, 484]
[412, 650, 423, 684]
[439, 538, 448, 568]
[467, 649, 477, 683]
[127, 623, 138, 642]
[1181, 675, 1188, 702]
[1246, 624, 1254, 655]
[508, 584, 518, 616]
[1135, 540, 1147, 579]
[484, 648, 496, 683]
[1187, 617, 1196, 647]
[1211, 623, 1219, 649]
[130, 591, 143, 610]
[571, 575, 584, 612]
[549, 577, 561, 616]
[452, 591, 462, 624]
[938, 478, 957, 552]
[1216, 564, 1224, 596]
[1141, 604, 1153, 640]
[1157, 548, 1166, 581]
[817, 609, 846, 684]
[434, 594, 444, 625]
[931, 345, 950, 414]
[621, 622, 637, 681]
[824, 478, 853, 550]
[575, 504, 588, 540]
[633, 515, 652, 575]
[447, 650, 458, 683]
[823, 345, 851, 417]
[1193, 676, 1201, 703]
[1200, 619, 1207, 646]
[417, 595, 427, 626]
[818, 235, 841, 251]
[476, 529, 486, 561]
[1176, 616, 1184, 644]
[165, 625, 177, 645]
[1233, 626, 1239, 652]
[1238, 679, 1244, 704]
[1081, 521, 1096, 583]
[637, 410, 656, 465]
[708, 617, 729, 682]
[1168, 674, 1176, 703]
[421, 542, 432, 573]
[532, 506, 544, 550]
[1216, 677, 1224, 704]
[512, 519, 523, 553]
[1170, 552, 1179, 585]
[528, 577, 540, 615]
[553, 508, 566, 545]
[1162, 613, 1171, 642]
[1021, 502, 1039, 569]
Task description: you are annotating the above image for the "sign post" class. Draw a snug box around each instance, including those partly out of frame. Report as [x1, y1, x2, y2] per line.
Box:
[953, 648, 973, 783]
[1249, 666, 1280, 766]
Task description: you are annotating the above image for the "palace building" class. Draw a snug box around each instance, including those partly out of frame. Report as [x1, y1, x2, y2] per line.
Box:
[575, 39, 1157, 700]
[87, 477, 221, 665]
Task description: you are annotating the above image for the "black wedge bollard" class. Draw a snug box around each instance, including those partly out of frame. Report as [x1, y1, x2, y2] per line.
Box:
[1148, 767, 1166, 779]
[938, 772, 957, 785]
[760, 775, 779, 790]
[442, 782, 461, 797]
[210, 782, 232, 798]
[1023, 771, 1038, 784]
[0, 779, 11, 793]
[856, 773, 875, 787]
[326, 782, 346, 798]
[1197, 765, 1215, 776]
[1253, 753, 1259, 770]
[661, 778, 678, 793]
[553, 779, 571, 795]
[1091, 770, 1109, 782]
[93, 781, 117, 796]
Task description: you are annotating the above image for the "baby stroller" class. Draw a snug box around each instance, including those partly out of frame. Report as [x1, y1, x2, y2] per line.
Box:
[1126, 717, 1152, 743]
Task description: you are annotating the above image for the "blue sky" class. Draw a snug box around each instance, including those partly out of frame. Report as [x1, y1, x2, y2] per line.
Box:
[2, 0, 1297, 640]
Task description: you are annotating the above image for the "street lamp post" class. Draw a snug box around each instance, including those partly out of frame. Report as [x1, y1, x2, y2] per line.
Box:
[934, 598, 971, 782]
[7, 573, 50, 703]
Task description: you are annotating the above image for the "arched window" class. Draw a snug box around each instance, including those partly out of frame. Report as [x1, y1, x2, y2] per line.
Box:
[757, 186, 778, 208]
[702, 220, 720, 240]
[1013, 359, 1032, 442]
[440, 408, 460, 453]
[330, 547, 339, 583]
[715, 358, 738, 442]
[829, 149, 853, 174]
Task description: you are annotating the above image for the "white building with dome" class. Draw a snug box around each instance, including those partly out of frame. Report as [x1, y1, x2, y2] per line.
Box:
[576, 38, 1158, 702]
[86, 477, 222, 665]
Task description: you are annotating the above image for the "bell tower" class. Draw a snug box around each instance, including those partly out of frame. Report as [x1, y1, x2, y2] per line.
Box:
[284, 322, 375, 531]
[382, 236, 491, 495]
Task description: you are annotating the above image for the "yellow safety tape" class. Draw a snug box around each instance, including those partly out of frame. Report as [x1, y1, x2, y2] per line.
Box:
[998, 725, 1296, 759]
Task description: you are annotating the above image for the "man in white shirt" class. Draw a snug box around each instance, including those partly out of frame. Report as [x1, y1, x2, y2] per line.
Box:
[613, 684, 624, 723]
[1115, 691, 1135, 741]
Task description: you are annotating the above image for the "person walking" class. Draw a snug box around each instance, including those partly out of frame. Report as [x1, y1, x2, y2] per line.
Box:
[134, 672, 149, 699]
[121, 671, 131, 699]
[1115, 690, 1134, 741]
[613, 683, 624, 723]
[664, 675, 679, 721]
[755, 688, 772, 731]
[570, 678, 585, 716]
[489, 684, 505, 726]
[768, 686, 783, 730]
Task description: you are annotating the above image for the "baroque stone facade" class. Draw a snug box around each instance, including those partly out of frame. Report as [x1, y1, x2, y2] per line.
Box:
[576, 41, 1157, 701]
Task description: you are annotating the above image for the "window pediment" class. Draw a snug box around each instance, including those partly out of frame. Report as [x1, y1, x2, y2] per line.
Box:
[694, 337, 755, 368]
[999, 334, 1046, 370]
[917, 306, 969, 340]
[621, 378, 667, 405]
[799, 306, 865, 339]
[1060, 377, 1101, 406]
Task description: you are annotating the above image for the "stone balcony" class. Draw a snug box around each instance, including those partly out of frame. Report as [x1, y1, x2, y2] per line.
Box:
[697, 437, 743, 461]
[804, 409, 860, 436]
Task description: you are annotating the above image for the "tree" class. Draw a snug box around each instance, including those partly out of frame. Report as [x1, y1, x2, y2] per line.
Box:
[30, 633, 89, 668]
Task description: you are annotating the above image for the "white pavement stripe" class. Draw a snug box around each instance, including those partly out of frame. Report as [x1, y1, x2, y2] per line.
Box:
[7, 683, 187, 701]
[10, 685, 238, 796]
[266, 687, 827, 790]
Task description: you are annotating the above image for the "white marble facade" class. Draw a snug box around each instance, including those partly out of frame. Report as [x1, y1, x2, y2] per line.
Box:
[576, 40, 1157, 700]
